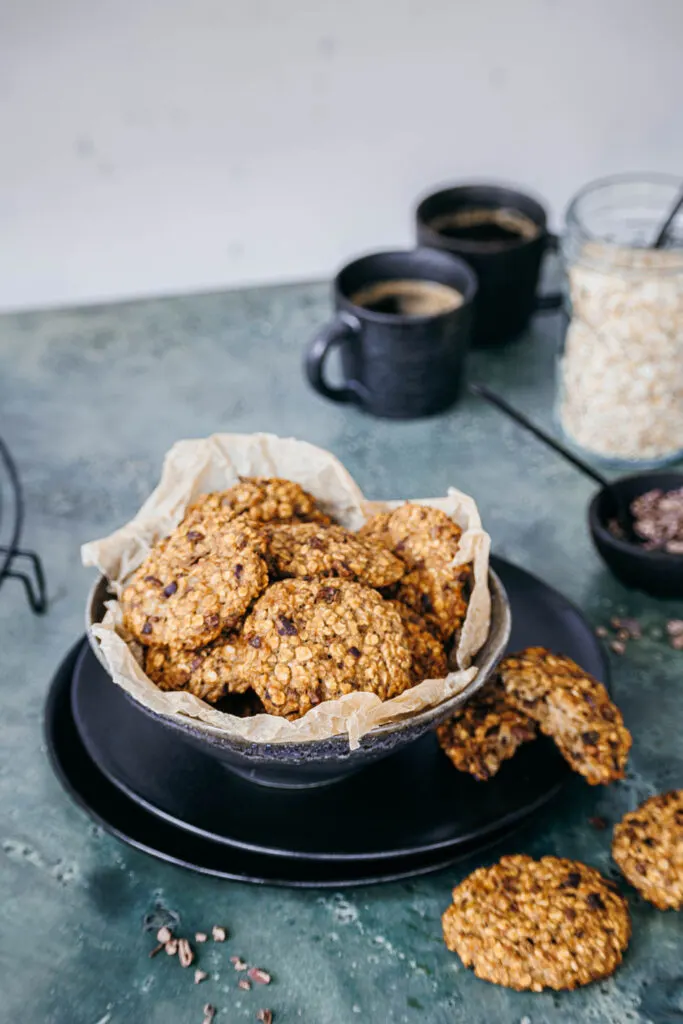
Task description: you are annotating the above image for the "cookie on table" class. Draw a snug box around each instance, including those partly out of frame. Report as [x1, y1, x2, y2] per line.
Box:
[236, 579, 412, 718]
[442, 854, 631, 991]
[497, 646, 631, 785]
[185, 477, 331, 527]
[266, 522, 405, 588]
[612, 789, 683, 910]
[360, 504, 471, 641]
[122, 518, 269, 649]
[387, 601, 448, 684]
[436, 680, 537, 781]
[145, 634, 249, 703]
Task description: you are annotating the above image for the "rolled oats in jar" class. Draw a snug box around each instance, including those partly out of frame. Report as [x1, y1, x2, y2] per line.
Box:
[559, 174, 683, 466]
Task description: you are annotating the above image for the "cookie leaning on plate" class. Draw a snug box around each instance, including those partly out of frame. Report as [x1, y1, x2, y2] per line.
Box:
[612, 789, 683, 910]
[436, 679, 537, 781]
[497, 647, 631, 785]
[442, 855, 631, 991]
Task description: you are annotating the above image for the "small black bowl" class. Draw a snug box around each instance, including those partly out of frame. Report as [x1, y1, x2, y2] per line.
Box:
[589, 471, 683, 598]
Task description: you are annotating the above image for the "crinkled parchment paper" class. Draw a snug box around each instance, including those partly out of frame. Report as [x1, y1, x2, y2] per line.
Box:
[82, 433, 491, 748]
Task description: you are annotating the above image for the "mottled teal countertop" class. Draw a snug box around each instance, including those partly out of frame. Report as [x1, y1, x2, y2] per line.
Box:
[1, 283, 682, 1024]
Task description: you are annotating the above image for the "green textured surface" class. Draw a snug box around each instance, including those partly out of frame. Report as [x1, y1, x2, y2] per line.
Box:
[0, 283, 682, 1024]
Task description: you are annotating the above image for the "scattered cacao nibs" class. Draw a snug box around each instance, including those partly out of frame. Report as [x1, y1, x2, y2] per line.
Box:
[620, 617, 642, 638]
[238, 979, 252, 991]
[165, 938, 179, 955]
[248, 636, 262, 648]
[231, 957, 248, 971]
[256, 1012, 273, 1024]
[587, 892, 605, 911]
[589, 815, 608, 830]
[595, 625, 608, 638]
[581, 730, 600, 746]
[247, 967, 272, 986]
[187, 530, 205, 542]
[276, 615, 297, 636]
[212, 925, 227, 942]
[610, 640, 626, 655]
[635, 862, 647, 875]
[559, 872, 581, 889]
[156, 925, 173, 944]
[149, 942, 164, 958]
[205, 613, 220, 629]
[194, 969, 208, 985]
[141, 619, 153, 635]
[348, 646, 361, 658]
[318, 586, 338, 603]
[163, 580, 178, 598]
[564, 908, 576, 922]
[195, 932, 208, 943]
[202, 1005, 216, 1024]
[191, 656, 203, 671]
[234, 564, 244, 580]
[178, 938, 194, 968]
[144, 575, 163, 586]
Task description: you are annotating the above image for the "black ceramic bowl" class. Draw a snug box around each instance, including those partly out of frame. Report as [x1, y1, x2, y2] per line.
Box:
[589, 471, 683, 598]
[86, 571, 511, 789]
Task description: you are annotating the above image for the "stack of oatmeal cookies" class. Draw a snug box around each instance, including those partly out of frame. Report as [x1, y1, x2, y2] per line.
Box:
[121, 477, 470, 719]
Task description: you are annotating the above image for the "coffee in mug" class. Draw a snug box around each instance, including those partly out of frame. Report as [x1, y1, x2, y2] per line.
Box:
[349, 278, 463, 317]
[427, 207, 540, 247]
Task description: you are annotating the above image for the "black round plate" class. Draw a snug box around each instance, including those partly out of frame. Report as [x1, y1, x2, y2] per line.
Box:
[45, 642, 527, 887]
[70, 557, 607, 862]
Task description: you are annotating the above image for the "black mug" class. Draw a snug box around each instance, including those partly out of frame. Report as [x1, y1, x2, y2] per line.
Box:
[305, 248, 477, 419]
[416, 183, 561, 347]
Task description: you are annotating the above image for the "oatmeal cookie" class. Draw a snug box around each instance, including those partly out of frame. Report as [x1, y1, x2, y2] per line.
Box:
[498, 647, 631, 785]
[442, 854, 631, 991]
[612, 789, 683, 909]
[185, 477, 330, 527]
[236, 579, 412, 718]
[145, 634, 249, 703]
[122, 518, 269, 648]
[266, 523, 404, 588]
[360, 504, 470, 641]
[387, 601, 448, 684]
[436, 680, 537, 781]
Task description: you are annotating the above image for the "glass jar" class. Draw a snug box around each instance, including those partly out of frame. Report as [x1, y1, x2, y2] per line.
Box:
[558, 173, 683, 467]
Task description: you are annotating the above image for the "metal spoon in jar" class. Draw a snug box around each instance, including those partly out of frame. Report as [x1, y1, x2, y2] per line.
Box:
[469, 383, 638, 541]
[652, 187, 683, 249]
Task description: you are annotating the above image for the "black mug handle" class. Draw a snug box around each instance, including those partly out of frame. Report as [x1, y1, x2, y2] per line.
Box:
[305, 313, 367, 404]
[534, 231, 563, 313]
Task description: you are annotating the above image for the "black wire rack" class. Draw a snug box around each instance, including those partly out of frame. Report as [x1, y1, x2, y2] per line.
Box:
[0, 436, 47, 613]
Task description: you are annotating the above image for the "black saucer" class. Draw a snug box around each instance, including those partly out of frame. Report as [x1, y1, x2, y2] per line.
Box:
[50, 557, 606, 878]
[45, 641, 530, 886]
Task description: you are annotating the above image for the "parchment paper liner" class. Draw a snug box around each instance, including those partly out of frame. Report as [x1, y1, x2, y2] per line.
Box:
[82, 433, 491, 749]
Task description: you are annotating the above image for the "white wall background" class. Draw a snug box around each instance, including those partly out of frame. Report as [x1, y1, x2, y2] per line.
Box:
[1, 0, 682, 312]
